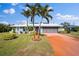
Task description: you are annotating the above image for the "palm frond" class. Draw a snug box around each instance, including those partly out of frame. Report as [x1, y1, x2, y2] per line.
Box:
[44, 16, 49, 23]
[35, 13, 40, 17]
[48, 9, 53, 12]
[47, 14, 53, 20]
[34, 3, 40, 7]
[21, 12, 25, 16]
[37, 3, 42, 8]
[25, 4, 32, 9]
[21, 10, 27, 17]
[21, 9, 31, 18]
[45, 4, 49, 9]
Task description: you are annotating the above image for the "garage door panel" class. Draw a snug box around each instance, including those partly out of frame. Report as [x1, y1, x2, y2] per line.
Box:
[43, 27, 58, 33]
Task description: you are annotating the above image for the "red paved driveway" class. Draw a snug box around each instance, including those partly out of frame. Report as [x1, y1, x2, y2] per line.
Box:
[46, 33, 79, 56]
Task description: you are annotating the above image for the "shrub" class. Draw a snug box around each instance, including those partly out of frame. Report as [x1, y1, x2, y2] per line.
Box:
[71, 26, 79, 32]
[66, 28, 71, 33]
[28, 26, 33, 31]
[58, 31, 67, 34]
[28, 30, 36, 35]
[0, 33, 17, 40]
[0, 24, 12, 33]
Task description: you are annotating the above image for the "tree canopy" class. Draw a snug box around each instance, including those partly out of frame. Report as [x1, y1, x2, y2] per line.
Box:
[0, 24, 12, 33]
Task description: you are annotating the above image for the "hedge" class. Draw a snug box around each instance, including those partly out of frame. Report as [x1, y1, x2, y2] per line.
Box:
[0, 33, 17, 40]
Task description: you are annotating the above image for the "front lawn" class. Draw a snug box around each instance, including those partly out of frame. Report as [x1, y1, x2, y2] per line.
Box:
[0, 33, 53, 56]
[69, 31, 79, 38]
[0, 33, 17, 40]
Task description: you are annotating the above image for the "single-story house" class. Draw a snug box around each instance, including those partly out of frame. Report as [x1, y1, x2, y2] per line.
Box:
[11, 23, 62, 34]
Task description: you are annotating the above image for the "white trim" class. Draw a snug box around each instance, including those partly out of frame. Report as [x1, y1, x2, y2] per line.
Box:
[11, 24, 62, 27]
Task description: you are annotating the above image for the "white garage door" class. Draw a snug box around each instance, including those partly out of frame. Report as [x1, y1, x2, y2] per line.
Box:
[43, 27, 58, 33]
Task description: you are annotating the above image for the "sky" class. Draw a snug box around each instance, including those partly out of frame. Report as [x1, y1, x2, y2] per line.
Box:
[0, 3, 79, 26]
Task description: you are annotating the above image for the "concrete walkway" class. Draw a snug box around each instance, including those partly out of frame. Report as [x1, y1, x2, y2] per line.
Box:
[46, 33, 79, 56]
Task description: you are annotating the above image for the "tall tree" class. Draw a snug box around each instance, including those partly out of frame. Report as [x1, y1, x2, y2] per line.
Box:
[22, 3, 40, 40]
[21, 9, 31, 32]
[38, 4, 53, 34]
[0, 24, 12, 33]
[61, 22, 70, 33]
[22, 3, 53, 40]
[25, 3, 39, 31]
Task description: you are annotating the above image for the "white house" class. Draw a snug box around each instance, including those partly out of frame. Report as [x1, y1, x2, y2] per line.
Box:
[11, 23, 62, 34]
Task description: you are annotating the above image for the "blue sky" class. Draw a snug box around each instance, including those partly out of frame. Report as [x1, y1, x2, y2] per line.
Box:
[0, 3, 79, 25]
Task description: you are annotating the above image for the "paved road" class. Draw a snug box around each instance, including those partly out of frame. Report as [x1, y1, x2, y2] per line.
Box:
[46, 33, 79, 56]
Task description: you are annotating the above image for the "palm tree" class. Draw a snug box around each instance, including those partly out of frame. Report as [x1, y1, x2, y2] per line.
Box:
[25, 4, 39, 31]
[22, 3, 53, 40]
[38, 4, 53, 35]
[21, 9, 31, 33]
[24, 3, 40, 40]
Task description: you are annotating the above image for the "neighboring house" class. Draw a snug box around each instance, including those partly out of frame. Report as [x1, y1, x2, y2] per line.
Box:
[11, 24, 62, 34]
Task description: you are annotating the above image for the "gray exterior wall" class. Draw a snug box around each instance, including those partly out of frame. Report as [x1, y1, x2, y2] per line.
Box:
[41, 27, 58, 33]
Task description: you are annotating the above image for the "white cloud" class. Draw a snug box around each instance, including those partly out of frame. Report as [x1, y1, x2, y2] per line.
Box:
[11, 3, 18, 6]
[56, 13, 79, 20]
[47, 7, 53, 10]
[9, 8, 15, 14]
[0, 21, 9, 24]
[3, 8, 15, 14]
[3, 9, 9, 14]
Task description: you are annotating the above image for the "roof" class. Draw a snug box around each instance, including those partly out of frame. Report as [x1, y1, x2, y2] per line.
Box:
[11, 23, 62, 27]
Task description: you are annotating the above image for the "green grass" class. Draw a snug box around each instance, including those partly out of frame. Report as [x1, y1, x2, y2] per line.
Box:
[0, 33, 17, 40]
[0, 33, 53, 56]
[69, 31, 79, 38]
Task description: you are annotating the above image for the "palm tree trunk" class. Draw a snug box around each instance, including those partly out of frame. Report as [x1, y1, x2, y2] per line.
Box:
[32, 17, 36, 40]
[27, 19, 29, 33]
[38, 17, 43, 39]
[39, 19, 42, 34]
[33, 17, 35, 31]
[31, 17, 35, 31]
